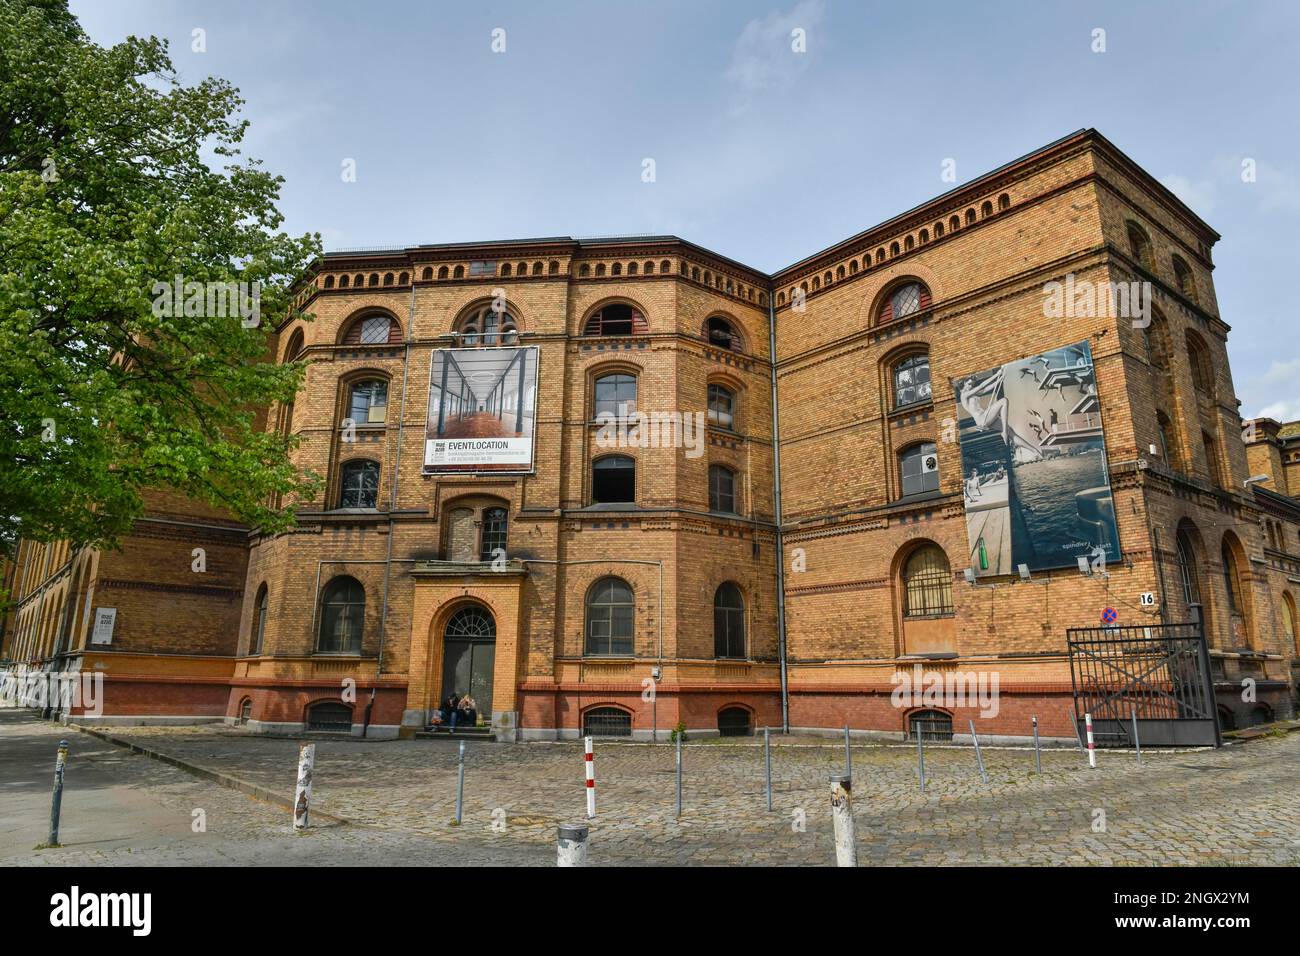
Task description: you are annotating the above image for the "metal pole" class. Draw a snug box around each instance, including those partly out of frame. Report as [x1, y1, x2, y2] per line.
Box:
[916, 722, 926, 793]
[584, 736, 596, 819]
[764, 727, 773, 811]
[969, 719, 989, 784]
[829, 773, 856, 867]
[454, 740, 465, 825]
[1131, 707, 1142, 765]
[293, 742, 315, 830]
[556, 823, 589, 867]
[1084, 712, 1097, 769]
[1032, 716, 1042, 774]
[1068, 707, 1085, 752]
[48, 739, 68, 846]
[674, 732, 682, 819]
[843, 723, 851, 781]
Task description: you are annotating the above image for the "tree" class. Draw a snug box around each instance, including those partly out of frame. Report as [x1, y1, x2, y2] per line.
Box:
[0, 0, 322, 557]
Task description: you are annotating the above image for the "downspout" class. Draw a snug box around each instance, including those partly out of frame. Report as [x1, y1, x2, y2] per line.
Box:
[368, 283, 416, 737]
[767, 291, 790, 733]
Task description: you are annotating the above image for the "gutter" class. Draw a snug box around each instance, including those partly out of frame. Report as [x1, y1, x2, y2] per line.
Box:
[768, 289, 790, 733]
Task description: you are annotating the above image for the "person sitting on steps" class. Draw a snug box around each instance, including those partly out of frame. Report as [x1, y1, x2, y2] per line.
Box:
[444, 693, 461, 730]
[457, 693, 478, 729]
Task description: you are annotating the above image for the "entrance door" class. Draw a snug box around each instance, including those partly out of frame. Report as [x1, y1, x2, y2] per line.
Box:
[440, 605, 495, 718]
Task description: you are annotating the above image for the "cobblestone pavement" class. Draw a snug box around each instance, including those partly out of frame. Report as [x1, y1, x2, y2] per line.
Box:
[4, 709, 1299, 866]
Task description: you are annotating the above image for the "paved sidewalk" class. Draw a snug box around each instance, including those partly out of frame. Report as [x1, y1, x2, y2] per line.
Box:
[4, 709, 1299, 865]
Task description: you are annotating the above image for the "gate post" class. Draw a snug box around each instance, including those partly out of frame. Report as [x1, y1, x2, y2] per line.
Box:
[1190, 603, 1221, 748]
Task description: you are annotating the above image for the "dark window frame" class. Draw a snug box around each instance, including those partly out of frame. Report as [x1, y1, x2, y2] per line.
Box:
[585, 577, 635, 656]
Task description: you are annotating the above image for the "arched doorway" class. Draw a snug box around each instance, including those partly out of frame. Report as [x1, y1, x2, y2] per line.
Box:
[441, 605, 496, 717]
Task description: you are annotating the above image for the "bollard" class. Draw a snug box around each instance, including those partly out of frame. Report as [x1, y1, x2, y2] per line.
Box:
[293, 742, 315, 830]
[454, 740, 465, 825]
[48, 739, 69, 847]
[1131, 707, 1142, 765]
[844, 723, 852, 781]
[584, 735, 596, 819]
[674, 732, 683, 818]
[829, 773, 857, 867]
[764, 726, 773, 812]
[1084, 712, 1096, 769]
[556, 823, 589, 867]
[1032, 716, 1042, 775]
[915, 722, 926, 793]
[969, 719, 989, 784]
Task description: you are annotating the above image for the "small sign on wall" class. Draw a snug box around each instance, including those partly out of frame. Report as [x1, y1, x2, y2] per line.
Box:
[91, 607, 117, 645]
[1139, 592, 1156, 607]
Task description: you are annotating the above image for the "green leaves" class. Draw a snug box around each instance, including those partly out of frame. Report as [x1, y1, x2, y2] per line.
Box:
[0, 0, 322, 555]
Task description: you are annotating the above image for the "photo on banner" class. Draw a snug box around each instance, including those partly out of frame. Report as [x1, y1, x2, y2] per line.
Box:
[952, 339, 1120, 578]
[424, 345, 539, 473]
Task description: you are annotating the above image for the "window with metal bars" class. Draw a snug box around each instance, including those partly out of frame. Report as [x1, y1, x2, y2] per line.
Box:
[479, 507, 508, 561]
[583, 707, 631, 737]
[902, 544, 953, 616]
[909, 709, 953, 741]
[307, 701, 353, 732]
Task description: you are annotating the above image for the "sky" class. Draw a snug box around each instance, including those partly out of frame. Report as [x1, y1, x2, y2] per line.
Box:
[70, 0, 1300, 422]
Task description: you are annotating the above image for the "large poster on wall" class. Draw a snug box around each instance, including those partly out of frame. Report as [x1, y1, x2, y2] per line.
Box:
[424, 345, 538, 473]
[952, 339, 1120, 579]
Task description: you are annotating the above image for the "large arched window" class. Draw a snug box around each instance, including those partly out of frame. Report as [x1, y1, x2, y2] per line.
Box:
[251, 584, 269, 655]
[593, 373, 636, 418]
[902, 544, 953, 617]
[583, 302, 648, 336]
[339, 459, 379, 508]
[703, 315, 742, 352]
[1176, 529, 1202, 608]
[318, 576, 364, 653]
[1202, 430, 1223, 487]
[456, 305, 518, 347]
[892, 353, 932, 408]
[342, 312, 400, 346]
[1187, 333, 1214, 396]
[1283, 593, 1298, 653]
[592, 455, 634, 504]
[1156, 411, 1180, 470]
[1221, 539, 1245, 616]
[1126, 220, 1152, 269]
[877, 281, 931, 324]
[1172, 255, 1197, 302]
[713, 582, 745, 658]
[347, 379, 388, 426]
[707, 383, 735, 429]
[283, 328, 305, 363]
[585, 577, 634, 655]
[899, 442, 939, 497]
[709, 464, 737, 513]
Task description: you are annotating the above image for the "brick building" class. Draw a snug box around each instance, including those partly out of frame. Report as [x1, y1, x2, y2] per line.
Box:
[4, 129, 1298, 740]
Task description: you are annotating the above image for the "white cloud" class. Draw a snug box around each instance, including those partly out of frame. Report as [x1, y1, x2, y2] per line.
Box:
[1160, 174, 1217, 216]
[1261, 358, 1300, 386]
[726, 0, 825, 107]
[1256, 398, 1300, 423]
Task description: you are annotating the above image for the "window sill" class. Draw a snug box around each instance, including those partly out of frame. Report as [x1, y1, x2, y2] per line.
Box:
[889, 399, 934, 417]
[895, 490, 943, 505]
[902, 614, 956, 623]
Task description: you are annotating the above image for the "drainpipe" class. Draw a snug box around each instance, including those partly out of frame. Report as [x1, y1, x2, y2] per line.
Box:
[767, 291, 790, 733]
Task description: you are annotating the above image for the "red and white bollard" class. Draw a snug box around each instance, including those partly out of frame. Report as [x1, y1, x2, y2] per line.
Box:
[584, 735, 596, 819]
[1084, 712, 1096, 769]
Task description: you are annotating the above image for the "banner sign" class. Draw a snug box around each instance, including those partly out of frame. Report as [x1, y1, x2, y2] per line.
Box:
[952, 339, 1120, 578]
[424, 345, 538, 473]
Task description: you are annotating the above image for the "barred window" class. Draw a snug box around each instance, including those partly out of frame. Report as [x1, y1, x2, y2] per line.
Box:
[713, 582, 745, 658]
[893, 355, 931, 407]
[480, 507, 508, 561]
[586, 577, 634, 656]
[902, 544, 953, 617]
[339, 460, 379, 509]
[318, 576, 364, 653]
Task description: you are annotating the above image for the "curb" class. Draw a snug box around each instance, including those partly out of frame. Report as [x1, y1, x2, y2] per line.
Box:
[71, 723, 350, 826]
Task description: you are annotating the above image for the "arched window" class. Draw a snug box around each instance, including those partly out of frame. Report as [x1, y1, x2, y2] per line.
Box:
[1156, 411, 1180, 470]
[1221, 539, 1245, 616]
[318, 576, 364, 653]
[1176, 528, 1202, 608]
[583, 706, 631, 737]
[592, 455, 634, 504]
[707, 383, 735, 429]
[718, 706, 752, 737]
[899, 442, 939, 497]
[705, 315, 742, 351]
[1126, 220, 1152, 268]
[713, 582, 745, 658]
[593, 372, 636, 419]
[949, 215, 960, 232]
[998, 193, 1010, 211]
[1202, 430, 1223, 486]
[339, 459, 379, 508]
[347, 379, 388, 426]
[1187, 333, 1213, 395]
[1282, 592, 1297, 653]
[965, 208, 976, 225]
[585, 577, 634, 655]
[892, 353, 932, 408]
[480, 507, 508, 561]
[307, 700, 353, 731]
[343, 312, 399, 346]
[909, 709, 953, 741]
[981, 200, 993, 218]
[251, 584, 268, 655]
[1172, 255, 1197, 302]
[323, 275, 334, 289]
[583, 302, 647, 336]
[878, 281, 931, 324]
[902, 544, 953, 616]
[709, 464, 737, 513]
[456, 305, 518, 347]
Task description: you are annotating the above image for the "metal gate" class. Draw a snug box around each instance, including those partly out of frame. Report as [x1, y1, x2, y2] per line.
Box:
[1067, 620, 1220, 747]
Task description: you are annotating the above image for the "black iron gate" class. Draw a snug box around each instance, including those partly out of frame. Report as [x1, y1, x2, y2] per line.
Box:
[1067, 620, 1220, 747]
